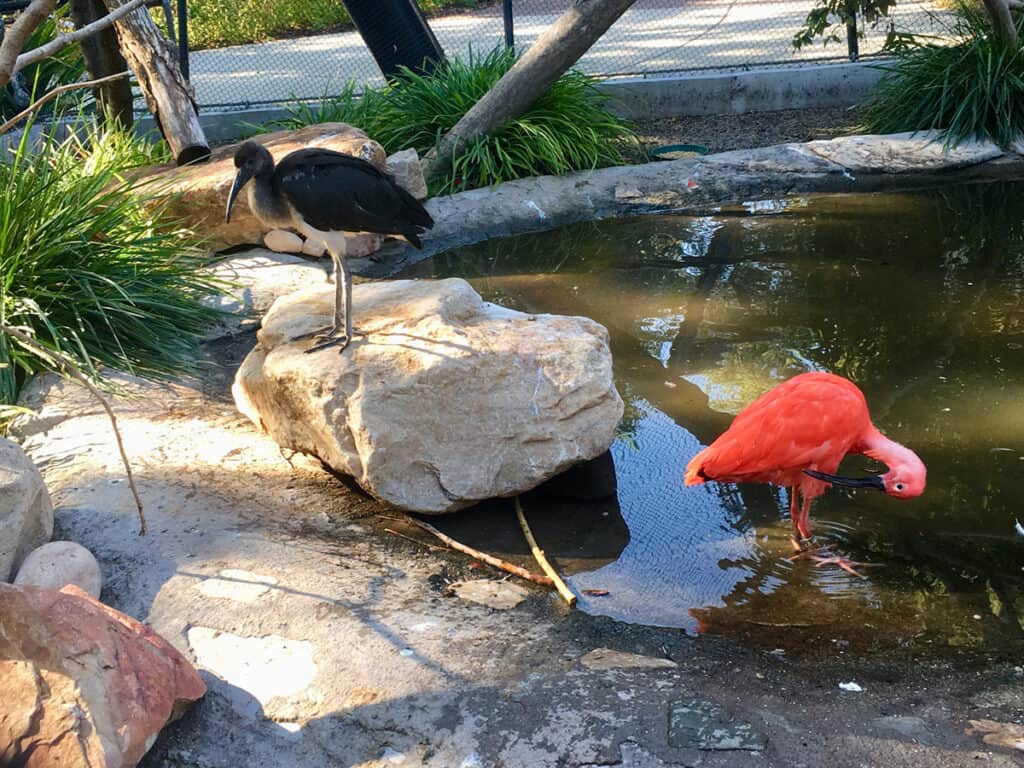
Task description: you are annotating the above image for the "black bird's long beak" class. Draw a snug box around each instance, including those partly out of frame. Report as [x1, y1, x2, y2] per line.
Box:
[803, 469, 886, 491]
[225, 168, 253, 223]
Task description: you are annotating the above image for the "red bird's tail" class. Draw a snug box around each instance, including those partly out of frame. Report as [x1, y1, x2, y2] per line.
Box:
[684, 449, 711, 486]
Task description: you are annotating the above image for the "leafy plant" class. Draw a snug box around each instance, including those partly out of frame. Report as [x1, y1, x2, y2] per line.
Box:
[264, 47, 637, 195]
[1, 11, 87, 119]
[793, 0, 898, 49]
[861, 2, 1024, 147]
[0, 120, 222, 406]
[188, 0, 482, 49]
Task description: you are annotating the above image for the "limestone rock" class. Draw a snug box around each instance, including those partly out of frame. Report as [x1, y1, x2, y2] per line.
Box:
[0, 583, 206, 767]
[0, 438, 53, 581]
[203, 249, 327, 338]
[579, 648, 678, 671]
[264, 229, 304, 253]
[386, 148, 428, 201]
[805, 131, 1003, 173]
[233, 278, 623, 513]
[134, 123, 386, 250]
[449, 579, 529, 610]
[14, 541, 102, 598]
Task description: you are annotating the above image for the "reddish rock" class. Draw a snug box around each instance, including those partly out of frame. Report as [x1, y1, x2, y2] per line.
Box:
[0, 583, 205, 768]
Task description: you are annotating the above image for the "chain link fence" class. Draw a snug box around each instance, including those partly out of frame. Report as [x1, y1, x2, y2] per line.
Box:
[188, 0, 952, 109]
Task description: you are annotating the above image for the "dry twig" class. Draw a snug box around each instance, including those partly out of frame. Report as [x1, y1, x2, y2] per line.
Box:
[515, 496, 576, 606]
[403, 516, 553, 586]
[0, 324, 146, 534]
[0, 71, 132, 137]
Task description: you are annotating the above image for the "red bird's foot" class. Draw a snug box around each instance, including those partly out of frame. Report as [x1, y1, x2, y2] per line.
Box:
[809, 555, 880, 579]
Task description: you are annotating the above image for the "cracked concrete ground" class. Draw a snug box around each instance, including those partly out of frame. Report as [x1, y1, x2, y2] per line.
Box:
[10, 326, 1023, 768]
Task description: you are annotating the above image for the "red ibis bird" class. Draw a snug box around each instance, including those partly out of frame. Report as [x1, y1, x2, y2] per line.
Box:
[684, 372, 926, 576]
[226, 141, 433, 352]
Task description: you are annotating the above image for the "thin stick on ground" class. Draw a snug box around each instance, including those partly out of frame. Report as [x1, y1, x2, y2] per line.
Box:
[514, 496, 576, 606]
[403, 516, 554, 586]
[0, 324, 146, 534]
[384, 527, 451, 552]
[0, 71, 132, 137]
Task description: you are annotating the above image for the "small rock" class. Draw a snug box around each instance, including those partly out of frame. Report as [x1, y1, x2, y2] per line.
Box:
[839, 681, 863, 692]
[579, 648, 677, 671]
[967, 719, 1024, 752]
[0, 437, 53, 581]
[0, 583, 205, 767]
[301, 236, 326, 257]
[264, 229, 304, 253]
[14, 541, 102, 598]
[449, 579, 529, 610]
[668, 698, 765, 751]
[385, 148, 428, 201]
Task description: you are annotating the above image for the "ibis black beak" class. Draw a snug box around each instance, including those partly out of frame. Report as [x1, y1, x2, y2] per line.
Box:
[803, 469, 885, 491]
[225, 167, 253, 223]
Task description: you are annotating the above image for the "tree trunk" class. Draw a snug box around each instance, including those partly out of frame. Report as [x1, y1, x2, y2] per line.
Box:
[423, 0, 638, 183]
[106, 0, 209, 164]
[983, 0, 1018, 47]
[70, 0, 133, 128]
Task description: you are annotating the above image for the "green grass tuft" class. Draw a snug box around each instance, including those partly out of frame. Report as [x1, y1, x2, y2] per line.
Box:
[862, 2, 1024, 147]
[0, 120, 222, 406]
[265, 47, 637, 195]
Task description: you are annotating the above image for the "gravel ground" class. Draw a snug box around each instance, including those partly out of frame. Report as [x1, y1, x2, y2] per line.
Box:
[632, 106, 863, 157]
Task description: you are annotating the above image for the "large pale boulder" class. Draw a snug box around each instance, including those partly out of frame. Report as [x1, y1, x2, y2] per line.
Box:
[0, 437, 53, 581]
[0, 583, 206, 768]
[134, 123, 387, 252]
[232, 278, 623, 512]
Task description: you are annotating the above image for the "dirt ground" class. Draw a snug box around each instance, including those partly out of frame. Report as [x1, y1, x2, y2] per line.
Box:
[631, 106, 863, 158]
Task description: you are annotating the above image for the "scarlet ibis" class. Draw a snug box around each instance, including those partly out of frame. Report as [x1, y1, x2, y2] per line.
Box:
[684, 372, 926, 576]
[226, 141, 433, 352]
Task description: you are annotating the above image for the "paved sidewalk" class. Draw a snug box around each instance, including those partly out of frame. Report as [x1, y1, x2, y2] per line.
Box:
[190, 0, 946, 108]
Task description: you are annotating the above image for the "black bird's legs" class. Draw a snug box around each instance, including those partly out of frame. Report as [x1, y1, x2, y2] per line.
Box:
[294, 247, 355, 353]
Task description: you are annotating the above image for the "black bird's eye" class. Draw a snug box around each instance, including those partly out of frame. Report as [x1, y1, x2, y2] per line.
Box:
[894, 483, 905, 491]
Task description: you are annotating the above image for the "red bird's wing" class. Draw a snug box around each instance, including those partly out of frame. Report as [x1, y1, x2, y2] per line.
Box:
[684, 373, 870, 486]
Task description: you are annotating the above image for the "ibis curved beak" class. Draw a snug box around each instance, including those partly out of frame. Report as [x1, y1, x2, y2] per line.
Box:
[225, 167, 253, 223]
[803, 469, 885, 491]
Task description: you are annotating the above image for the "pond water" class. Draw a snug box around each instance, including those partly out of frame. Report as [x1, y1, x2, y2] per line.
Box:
[403, 182, 1024, 655]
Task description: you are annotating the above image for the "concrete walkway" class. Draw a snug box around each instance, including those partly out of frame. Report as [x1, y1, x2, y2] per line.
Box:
[189, 0, 947, 108]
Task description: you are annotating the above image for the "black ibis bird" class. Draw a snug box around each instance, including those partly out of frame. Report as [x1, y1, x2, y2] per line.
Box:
[225, 141, 434, 352]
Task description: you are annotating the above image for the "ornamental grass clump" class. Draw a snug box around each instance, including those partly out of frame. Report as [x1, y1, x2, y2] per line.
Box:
[862, 2, 1024, 147]
[267, 47, 637, 195]
[0, 122, 222, 408]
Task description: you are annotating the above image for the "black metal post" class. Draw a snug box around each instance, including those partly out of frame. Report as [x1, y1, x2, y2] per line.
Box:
[177, 0, 189, 80]
[503, 0, 513, 49]
[846, 10, 859, 62]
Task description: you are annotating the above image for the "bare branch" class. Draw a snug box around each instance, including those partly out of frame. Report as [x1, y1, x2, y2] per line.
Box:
[13, 0, 149, 77]
[515, 497, 576, 605]
[0, 324, 147, 535]
[0, 0, 58, 89]
[0, 70, 130, 136]
[403, 516, 554, 586]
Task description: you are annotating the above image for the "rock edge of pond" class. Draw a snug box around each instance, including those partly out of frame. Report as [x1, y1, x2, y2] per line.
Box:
[353, 130, 1024, 279]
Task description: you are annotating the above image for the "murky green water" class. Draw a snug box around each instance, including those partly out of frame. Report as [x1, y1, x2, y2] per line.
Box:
[404, 182, 1024, 654]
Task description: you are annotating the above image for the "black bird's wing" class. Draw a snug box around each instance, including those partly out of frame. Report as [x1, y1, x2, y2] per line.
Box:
[274, 149, 433, 246]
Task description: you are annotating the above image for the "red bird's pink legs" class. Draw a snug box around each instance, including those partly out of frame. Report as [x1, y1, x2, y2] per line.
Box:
[787, 487, 876, 578]
[788, 488, 813, 552]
